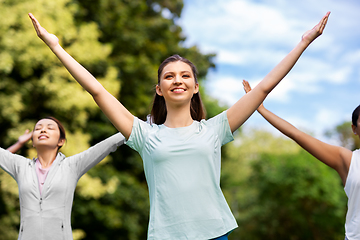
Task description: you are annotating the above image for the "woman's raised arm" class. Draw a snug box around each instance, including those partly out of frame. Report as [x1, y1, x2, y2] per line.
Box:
[6, 130, 33, 154]
[227, 12, 330, 133]
[28, 13, 134, 139]
[242, 80, 352, 185]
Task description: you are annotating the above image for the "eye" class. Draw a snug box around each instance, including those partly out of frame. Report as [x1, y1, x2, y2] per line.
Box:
[48, 125, 56, 130]
[182, 74, 190, 78]
[164, 75, 173, 79]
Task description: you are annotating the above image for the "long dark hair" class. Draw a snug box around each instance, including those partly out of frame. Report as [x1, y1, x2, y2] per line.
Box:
[150, 55, 206, 124]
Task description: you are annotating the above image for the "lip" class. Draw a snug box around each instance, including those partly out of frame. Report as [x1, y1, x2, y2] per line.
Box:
[171, 88, 186, 93]
[38, 134, 49, 140]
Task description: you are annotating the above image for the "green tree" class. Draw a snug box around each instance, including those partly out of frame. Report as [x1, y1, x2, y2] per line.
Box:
[69, 1, 218, 239]
[1, 0, 120, 238]
[326, 121, 360, 150]
[221, 129, 347, 240]
[0, 0, 217, 239]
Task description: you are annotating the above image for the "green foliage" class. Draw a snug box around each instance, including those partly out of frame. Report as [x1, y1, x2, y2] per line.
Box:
[0, 0, 216, 239]
[0, 0, 352, 239]
[222, 129, 347, 240]
[245, 151, 345, 239]
[73, 0, 215, 118]
[326, 121, 360, 150]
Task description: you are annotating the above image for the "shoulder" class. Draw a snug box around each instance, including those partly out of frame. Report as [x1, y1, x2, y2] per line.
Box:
[126, 117, 158, 149]
[352, 148, 360, 156]
[201, 111, 234, 144]
[0, 147, 33, 173]
[337, 147, 354, 183]
[202, 111, 228, 126]
[0, 147, 32, 162]
[134, 116, 158, 130]
[348, 148, 360, 167]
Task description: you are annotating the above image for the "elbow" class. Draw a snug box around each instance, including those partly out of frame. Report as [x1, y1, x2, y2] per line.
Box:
[285, 128, 301, 142]
[91, 86, 107, 99]
[257, 79, 278, 96]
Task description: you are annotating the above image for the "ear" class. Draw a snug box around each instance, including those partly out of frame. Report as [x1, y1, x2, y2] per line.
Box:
[156, 85, 163, 96]
[58, 138, 65, 147]
[193, 83, 199, 94]
[352, 124, 357, 135]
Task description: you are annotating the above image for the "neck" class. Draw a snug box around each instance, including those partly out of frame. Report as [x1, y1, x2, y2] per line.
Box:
[164, 103, 194, 128]
[36, 147, 58, 168]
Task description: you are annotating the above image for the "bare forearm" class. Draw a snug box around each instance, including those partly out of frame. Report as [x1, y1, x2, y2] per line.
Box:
[228, 41, 309, 131]
[257, 105, 300, 139]
[6, 141, 24, 154]
[29, 13, 135, 138]
[49, 44, 134, 137]
[257, 40, 308, 95]
[50, 44, 104, 96]
[257, 105, 351, 177]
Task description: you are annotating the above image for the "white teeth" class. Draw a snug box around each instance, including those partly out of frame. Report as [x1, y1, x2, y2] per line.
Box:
[173, 89, 185, 93]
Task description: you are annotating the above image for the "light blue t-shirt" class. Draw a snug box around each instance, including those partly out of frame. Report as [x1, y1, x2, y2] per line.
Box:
[126, 111, 238, 240]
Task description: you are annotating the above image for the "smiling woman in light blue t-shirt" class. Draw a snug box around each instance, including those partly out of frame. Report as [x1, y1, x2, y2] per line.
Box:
[29, 11, 330, 239]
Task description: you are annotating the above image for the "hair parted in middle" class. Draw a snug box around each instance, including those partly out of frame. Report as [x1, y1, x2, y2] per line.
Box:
[149, 55, 206, 125]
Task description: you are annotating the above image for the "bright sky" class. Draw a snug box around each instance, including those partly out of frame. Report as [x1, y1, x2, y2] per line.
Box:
[178, 0, 360, 140]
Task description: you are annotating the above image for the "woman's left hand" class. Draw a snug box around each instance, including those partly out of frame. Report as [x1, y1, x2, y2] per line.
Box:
[302, 11, 330, 44]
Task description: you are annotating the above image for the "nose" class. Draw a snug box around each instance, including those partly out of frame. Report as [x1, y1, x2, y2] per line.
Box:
[173, 75, 182, 84]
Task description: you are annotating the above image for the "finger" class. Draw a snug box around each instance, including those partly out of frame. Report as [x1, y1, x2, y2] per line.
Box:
[242, 80, 251, 93]
[319, 12, 330, 33]
[28, 13, 42, 36]
[242, 80, 248, 88]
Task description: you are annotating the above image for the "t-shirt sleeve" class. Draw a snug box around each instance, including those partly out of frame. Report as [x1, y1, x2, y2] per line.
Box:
[69, 132, 125, 178]
[125, 117, 150, 153]
[207, 111, 234, 146]
[0, 147, 27, 179]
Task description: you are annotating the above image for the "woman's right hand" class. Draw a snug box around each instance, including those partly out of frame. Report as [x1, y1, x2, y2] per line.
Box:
[28, 12, 134, 138]
[18, 129, 33, 145]
[242, 80, 265, 111]
[28, 13, 59, 49]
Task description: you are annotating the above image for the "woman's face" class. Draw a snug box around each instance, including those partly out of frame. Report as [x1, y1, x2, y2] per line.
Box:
[156, 61, 199, 106]
[32, 118, 64, 149]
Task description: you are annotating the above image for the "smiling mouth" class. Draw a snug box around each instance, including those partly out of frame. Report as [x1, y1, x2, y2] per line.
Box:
[172, 88, 185, 93]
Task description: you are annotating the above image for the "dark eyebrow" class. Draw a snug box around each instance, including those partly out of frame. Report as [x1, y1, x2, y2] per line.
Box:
[181, 71, 191, 75]
[163, 70, 191, 75]
[163, 71, 173, 75]
[35, 123, 56, 127]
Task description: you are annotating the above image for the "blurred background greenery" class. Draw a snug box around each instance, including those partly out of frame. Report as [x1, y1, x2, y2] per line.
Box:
[0, 0, 358, 239]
